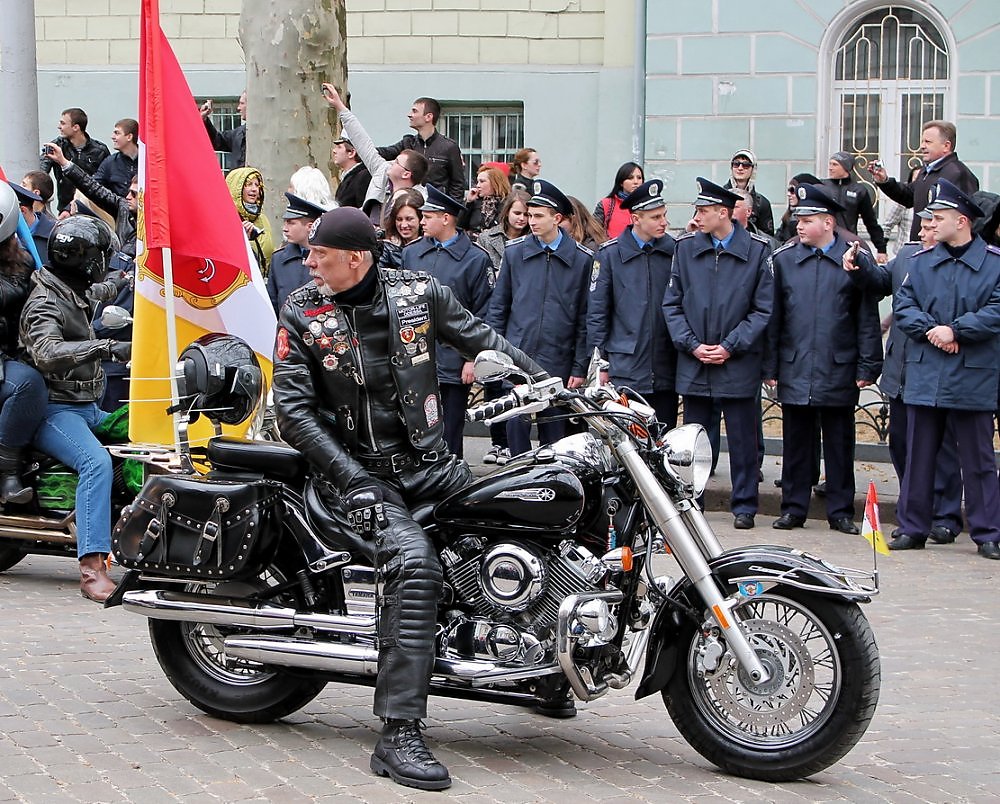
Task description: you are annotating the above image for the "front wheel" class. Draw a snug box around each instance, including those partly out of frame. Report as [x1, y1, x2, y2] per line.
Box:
[663, 589, 880, 781]
[148, 566, 327, 724]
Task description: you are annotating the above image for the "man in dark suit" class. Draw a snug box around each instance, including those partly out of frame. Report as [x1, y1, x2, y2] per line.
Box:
[870, 120, 979, 241]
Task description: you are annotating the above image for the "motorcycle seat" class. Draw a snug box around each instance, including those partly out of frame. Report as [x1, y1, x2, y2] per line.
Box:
[207, 437, 305, 481]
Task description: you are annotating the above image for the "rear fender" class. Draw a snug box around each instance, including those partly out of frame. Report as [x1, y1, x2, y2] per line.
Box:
[634, 545, 874, 699]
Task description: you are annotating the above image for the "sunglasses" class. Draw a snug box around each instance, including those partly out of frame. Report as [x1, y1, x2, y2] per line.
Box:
[787, 186, 796, 193]
[731, 160, 753, 168]
[127, 188, 138, 197]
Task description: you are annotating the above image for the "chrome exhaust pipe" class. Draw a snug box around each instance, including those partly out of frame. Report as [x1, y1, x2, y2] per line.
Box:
[225, 635, 380, 674]
[0, 512, 76, 544]
[121, 589, 376, 634]
[221, 633, 562, 685]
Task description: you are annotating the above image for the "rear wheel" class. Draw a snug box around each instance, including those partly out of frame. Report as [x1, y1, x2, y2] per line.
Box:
[0, 544, 26, 572]
[148, 565, 327, 723]
[663, 589, 880, 781]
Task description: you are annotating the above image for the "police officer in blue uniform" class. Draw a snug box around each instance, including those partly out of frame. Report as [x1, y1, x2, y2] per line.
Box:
[401, 185, 493, 458]
[266, 192, 327, 314]
[588, 179, 678, 426]
[487, 179, 592, 455]
[892, 179, 1000, 557]
[843, 210, 964, 543]
[765, 183, 883, 534]
[663, 178, 773, 529]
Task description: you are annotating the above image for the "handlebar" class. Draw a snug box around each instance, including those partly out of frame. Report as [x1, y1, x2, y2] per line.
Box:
[466, 377, 565, 426]
[468, 393, 518, 422]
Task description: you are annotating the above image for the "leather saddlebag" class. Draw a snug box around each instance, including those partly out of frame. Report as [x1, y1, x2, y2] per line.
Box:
[112, 474, 283, 579]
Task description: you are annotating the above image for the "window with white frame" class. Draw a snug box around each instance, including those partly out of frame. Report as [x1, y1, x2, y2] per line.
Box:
[441, 105, 524, 188]
[195, 96, 242, 172]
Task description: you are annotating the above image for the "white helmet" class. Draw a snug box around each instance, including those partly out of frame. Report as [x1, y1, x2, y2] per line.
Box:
[0, 182, 20, 243]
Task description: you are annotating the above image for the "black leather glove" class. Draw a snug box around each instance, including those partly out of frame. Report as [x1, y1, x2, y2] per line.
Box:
[344, 484, 389, 537]
[110, 341, 132, 362]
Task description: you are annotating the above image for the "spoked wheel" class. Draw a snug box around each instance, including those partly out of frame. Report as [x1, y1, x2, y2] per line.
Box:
[148, 564, 326, 723]
[664, 589, 880, 781]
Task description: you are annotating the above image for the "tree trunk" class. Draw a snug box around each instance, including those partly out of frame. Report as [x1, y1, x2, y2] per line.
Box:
[240, 0, 347, 223]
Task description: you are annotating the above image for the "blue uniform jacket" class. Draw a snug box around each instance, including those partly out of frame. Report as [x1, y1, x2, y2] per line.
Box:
[402, 231, 493, 385]
[846, 242, 922, 399]
[266, 242, 312, 315]
[765, 237, 883, 406]
[894, 237, 1000, 411]
[486, 233, 592, 380]
[663, 224, 774, 398]
[588, 229, 677, 394]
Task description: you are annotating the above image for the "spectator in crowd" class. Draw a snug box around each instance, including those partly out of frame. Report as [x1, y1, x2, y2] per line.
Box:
[289, 165, 335, 210]
[733, 188, 779, 250]
[377, 97, 465, 200]
[332, 136, 372, 209]
[775, 173, 822, 243]
[510, 148, 541, 191]
[378, 189, 424, 270]
[724, 148, 774, 236]
[765, 184, 883, 535]
[39, 107, 110, 214]
[401, 185, 493, 458]
[870, 120, 979, 241]
[321, 83, 428, 226]
[478, 188, 530, 281]
[843, 209, 964, 545]
[22, 170, 55, 218]
[459, 166, 510, 236]
[487, 180, 591, 456]
[0, 183, 48, 505]
[590, 178, 678, 428]
[664, 179, 773, 529]
[226, 167, 274, 275]
[9, 183, 54, 265]
[199, 91, 246, 168]
[92, 118, 139, 198]
[593, 162, 644, 239]
[823, 151, 888, 263]
[267, 193, 326, 315]
[563, 196, 607, 252]
[890, 179, 1000, 558]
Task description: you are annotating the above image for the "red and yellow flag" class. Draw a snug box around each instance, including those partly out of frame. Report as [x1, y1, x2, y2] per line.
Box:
[132, 0, 275, 445]
[862, 481, 891, 556]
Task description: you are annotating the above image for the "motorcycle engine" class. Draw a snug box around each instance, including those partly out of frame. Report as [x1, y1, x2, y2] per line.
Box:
[439, 537, 608, 665]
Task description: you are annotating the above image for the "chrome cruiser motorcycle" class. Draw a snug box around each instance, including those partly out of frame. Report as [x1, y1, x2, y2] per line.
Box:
[108, 342, 880, 782]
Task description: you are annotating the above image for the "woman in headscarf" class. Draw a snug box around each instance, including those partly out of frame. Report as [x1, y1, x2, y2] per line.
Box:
[226, 167, 274, 274]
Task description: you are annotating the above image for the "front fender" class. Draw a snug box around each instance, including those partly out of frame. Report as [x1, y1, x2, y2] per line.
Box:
[634, 545, 875, 699]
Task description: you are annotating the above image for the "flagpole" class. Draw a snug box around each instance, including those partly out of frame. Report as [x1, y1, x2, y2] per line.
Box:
[161, 245, 182, 453]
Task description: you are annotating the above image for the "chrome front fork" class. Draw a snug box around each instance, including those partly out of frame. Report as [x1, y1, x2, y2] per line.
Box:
[614, 440, 770, 685]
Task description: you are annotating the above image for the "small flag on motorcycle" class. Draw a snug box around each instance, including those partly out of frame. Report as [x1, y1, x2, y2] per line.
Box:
[862, 481, 891, 556]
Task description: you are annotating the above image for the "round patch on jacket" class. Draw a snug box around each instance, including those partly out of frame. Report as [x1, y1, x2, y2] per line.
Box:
[276, 327, 290, 360]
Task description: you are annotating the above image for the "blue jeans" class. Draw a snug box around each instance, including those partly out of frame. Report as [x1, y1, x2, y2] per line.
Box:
[0, 360, 48, 447]
[33, 402, 112, 558]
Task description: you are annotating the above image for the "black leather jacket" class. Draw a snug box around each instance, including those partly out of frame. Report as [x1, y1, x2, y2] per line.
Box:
[20, 269, 121, 403]
[40, 134, 111, 212]
[0, 270, 31, 358]
[274, 268, 544, 492]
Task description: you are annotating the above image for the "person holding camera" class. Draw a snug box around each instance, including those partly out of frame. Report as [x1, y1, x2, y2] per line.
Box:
[39, 107, 110, 215]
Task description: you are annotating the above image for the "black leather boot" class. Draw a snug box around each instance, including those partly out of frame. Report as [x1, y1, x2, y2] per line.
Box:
[0, 446, 32, 505]
[370, 719, 451, 791]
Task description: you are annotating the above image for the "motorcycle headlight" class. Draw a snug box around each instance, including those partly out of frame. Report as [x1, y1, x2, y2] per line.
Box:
[661, 424, 713, 497]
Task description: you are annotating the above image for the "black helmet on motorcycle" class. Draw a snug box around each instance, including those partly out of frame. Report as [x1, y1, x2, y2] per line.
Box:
[176, 333, 264, 426]
[47, 215, 116, 285]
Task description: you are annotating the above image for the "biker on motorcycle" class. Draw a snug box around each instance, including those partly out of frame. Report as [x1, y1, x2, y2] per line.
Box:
[20, 216, 131, 602]
[0, 182, 48, 505]
[272, 206, 546, 791]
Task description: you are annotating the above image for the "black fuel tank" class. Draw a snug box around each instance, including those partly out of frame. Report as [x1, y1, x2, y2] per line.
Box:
[435, 463, 585, 534]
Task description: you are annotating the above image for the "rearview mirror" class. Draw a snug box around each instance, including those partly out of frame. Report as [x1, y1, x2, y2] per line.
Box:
[100, 305, 133, 330]
[472, 350, 516, 382]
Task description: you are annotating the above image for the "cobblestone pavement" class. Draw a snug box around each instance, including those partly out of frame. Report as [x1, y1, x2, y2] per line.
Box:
[1, 513, 998, 803]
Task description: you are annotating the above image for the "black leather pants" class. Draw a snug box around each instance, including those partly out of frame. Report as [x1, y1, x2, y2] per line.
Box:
[372, 455, 471, 720]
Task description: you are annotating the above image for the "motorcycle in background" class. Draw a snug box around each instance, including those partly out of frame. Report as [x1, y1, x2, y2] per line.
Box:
[107, 342, 881, 782]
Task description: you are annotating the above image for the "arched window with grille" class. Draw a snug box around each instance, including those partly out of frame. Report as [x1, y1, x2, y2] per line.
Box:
[830, 5, 953, 185]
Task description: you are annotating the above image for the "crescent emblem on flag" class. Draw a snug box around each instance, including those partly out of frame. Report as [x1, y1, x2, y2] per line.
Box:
[198, 259, 216, 283]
